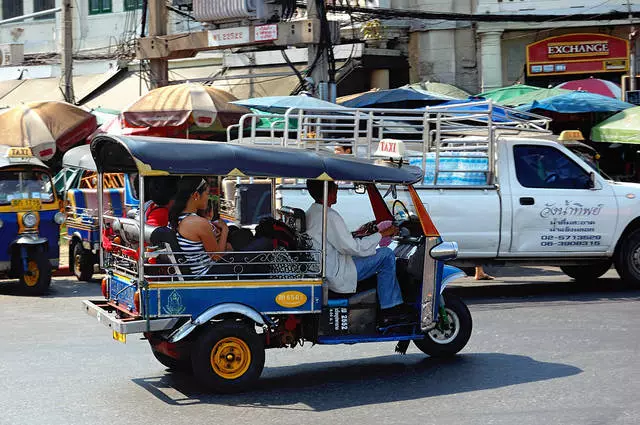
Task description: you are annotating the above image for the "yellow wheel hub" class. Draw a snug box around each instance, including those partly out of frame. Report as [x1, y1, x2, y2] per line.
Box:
[210, 337, 251, 380]
[23, 261, 39, 287]
[74, 253, 82, 275]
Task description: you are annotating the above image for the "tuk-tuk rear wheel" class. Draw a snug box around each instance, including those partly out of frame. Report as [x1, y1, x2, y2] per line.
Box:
[191, 321, 265, 393]
[413, 293, 472, 358]
[71, 242, 94, 282]
[20, 253, 51, 295]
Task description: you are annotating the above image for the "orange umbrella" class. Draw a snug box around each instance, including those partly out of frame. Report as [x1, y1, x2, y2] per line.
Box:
[121, 83, 250, 134]
[0, 101, 97, 161]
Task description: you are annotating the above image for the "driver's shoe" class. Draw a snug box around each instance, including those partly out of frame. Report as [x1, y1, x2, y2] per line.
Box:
[380, 305, 412, 326]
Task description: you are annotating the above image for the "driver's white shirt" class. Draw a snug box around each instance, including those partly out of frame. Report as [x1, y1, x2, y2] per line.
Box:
[306, 203, 382, 294]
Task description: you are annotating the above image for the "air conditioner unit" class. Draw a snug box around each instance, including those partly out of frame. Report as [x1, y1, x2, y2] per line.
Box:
[0, 44, 24, 66]
[193, 0, 282, 24]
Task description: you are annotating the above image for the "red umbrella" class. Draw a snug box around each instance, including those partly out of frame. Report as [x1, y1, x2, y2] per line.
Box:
[555, 78, 622, 99]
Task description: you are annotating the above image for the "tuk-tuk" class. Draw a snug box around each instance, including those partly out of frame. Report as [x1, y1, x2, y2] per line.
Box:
[0, 145, 65, 294]
[83, 135, 472, 393]
[58, 145, 125, 281]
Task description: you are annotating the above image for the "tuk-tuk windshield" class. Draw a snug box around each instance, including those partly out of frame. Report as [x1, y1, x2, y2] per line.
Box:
[0, 170, 54, 205]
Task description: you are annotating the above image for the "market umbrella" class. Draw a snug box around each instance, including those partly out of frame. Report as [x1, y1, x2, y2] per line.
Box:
[0, 101, 97, 161]
[500, 88, 573, 107]
[516, 91, 633, 114]
[122, 83, 250, 134]
[403, 82, 469, 100]
[417, 99, 527, 123]
[337, 87, 451, 108]
[232, 95, 345, 113]
[476, 84, 542, 104]
[591, 107, 640, 143]
[556, 78, 622, 99]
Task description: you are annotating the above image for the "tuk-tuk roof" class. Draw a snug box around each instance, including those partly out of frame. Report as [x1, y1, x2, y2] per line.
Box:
[0, 145, 48, 169]
[90, 135, 424, 184]
[62, 144, 96, 170]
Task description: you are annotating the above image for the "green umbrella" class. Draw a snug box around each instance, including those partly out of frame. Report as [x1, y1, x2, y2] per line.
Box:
[501, 88, 573, 107]
[404, 82, 470, 100]
[250, 108, 298, 130]
[476, 84, 541, 103]
[591, 106, 640, 144]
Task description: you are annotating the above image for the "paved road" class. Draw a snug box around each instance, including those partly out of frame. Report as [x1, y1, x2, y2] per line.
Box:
[1, 269, 639, 425]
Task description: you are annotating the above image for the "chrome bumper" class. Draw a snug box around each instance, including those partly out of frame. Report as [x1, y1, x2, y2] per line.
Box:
[82, 299, 180, 334]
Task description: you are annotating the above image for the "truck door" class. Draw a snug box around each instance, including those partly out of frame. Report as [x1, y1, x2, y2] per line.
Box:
[508, 143, 617, 255]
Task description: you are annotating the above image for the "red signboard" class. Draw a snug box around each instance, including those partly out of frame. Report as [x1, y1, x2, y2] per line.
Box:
[526, 33, 629, 77]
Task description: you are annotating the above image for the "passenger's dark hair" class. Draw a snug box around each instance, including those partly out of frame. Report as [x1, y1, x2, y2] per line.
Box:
[168, 177, 208, 229]
[148, 176, 178, 207]
[306, 179, 337, 203]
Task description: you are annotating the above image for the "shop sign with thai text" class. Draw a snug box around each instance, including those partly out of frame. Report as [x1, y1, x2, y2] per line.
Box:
[526, 33, 628, 76]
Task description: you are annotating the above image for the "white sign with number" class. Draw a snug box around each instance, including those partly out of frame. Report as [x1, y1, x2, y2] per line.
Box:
[208, 27, 250, 47]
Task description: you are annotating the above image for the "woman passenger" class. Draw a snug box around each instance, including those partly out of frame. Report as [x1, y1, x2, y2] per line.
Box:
[169, 177, 229, 276]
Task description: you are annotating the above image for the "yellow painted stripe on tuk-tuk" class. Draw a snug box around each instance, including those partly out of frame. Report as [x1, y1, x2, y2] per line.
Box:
[147, 279, 323, 289]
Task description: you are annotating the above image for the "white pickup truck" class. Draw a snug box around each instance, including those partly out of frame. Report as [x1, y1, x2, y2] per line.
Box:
[228, 102, 640, 285]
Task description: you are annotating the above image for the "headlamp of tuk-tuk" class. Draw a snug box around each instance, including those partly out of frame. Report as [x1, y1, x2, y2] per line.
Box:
[54, 211, 65, 225]
[22, 212, 38, 228]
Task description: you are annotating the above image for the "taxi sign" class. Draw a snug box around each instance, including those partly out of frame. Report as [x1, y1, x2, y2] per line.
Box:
[558, 130, 585, 141]
[6, 147, 33, 158]
[374, 139, 405, 160]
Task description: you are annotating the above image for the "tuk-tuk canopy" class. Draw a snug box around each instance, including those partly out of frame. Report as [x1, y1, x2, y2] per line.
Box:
[62, 144, 96, 170]
[90, 135, 424, 184]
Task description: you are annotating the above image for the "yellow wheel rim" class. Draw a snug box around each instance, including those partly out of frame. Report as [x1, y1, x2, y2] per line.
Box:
[23, 261, 39, 287]
[74, 253, 82, 276]
[210, 337, 251, 380]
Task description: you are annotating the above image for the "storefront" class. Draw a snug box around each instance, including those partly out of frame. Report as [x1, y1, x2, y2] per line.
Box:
[524, 33, 629, 87]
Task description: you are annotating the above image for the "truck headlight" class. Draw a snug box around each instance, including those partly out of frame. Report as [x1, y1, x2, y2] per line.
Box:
[22, 212, 37, 228]
[54, 211, 65, 225]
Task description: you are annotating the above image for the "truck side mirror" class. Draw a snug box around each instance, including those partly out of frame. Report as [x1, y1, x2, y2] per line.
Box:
[588, 171, 596, 189]
[354, 183, 366, 194]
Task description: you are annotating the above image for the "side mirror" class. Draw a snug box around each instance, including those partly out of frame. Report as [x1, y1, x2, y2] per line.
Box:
[588, 171, 596, 189]
[354, 183, 366, 194]
[430, 241, 458, 261]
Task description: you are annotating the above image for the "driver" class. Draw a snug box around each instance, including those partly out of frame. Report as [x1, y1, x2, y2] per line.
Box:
[305, 179, 410, 325]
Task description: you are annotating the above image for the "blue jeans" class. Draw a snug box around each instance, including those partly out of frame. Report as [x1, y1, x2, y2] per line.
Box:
[353, 247, 403, 309]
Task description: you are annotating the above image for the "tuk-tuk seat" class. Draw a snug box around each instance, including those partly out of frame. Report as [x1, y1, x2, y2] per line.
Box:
[67, 188, 125, 218]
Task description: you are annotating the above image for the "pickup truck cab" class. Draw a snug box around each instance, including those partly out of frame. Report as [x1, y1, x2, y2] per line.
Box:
[227, 101, 640, 285]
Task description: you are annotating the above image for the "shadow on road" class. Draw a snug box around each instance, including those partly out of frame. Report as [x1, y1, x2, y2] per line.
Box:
[0, 277, 102, 298]
[132, 352, 581, 411]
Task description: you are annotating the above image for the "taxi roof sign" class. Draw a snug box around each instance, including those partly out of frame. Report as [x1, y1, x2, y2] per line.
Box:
[374, 139, 405, 160]
[558, 130, 585, 141]
[6, 147, 34, 158]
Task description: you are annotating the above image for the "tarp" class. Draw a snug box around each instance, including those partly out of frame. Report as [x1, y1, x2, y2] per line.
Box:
[91, 135, 424, 184]
[591, 106, 640, 144]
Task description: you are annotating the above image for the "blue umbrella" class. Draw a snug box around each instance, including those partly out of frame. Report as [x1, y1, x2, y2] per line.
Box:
[417, 99, 525, 123]
[231, 95, 345, 113]
[516, 91, 633, 114]
[339, 87, 451, 108]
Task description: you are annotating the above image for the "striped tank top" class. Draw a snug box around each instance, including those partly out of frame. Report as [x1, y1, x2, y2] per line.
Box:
[176, 213, 212, 276]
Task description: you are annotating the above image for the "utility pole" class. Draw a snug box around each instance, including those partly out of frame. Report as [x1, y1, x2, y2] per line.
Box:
[307, 0, 331, 101]
[629, 1, 637, 92]
[148, 0, 168, 88]
[61, 0, 74, 103]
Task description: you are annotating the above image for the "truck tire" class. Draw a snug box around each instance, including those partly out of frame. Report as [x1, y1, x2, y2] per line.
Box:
[191, 321, 265, 393]
[71, 242, 94, 282]
[560, 260, 612, 282]
[20, 252, 52, 295]
[615, 229, 640, 287]
[151, 346, 192, 373]
[413, 292, 472, 358]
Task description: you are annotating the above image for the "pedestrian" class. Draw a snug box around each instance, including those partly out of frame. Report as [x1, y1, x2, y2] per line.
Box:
[475, 265, 494, 280]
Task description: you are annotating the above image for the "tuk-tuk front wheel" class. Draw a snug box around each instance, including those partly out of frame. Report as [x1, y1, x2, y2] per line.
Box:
[191, 322, 265, 393]
[413, 293, 472, 358]
[70, 242, 94, 282]
[20, 252, 51, 295]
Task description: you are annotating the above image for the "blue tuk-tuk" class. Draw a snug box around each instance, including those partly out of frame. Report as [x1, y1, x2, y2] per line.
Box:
[57, 145, 125, 281]
[83, 135, 471, 393]
[0, 145, 65, 294]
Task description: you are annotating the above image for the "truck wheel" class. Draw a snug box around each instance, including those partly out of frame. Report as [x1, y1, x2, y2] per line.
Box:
[560, 260, 612, 282]
[71, 242, 94, 282]
[191, 322, 265, 393]
[151, 346, 192, 373]
[20, 252, 51, 295]
[616, 229, 640, 287]
[413, 292, 472, 358]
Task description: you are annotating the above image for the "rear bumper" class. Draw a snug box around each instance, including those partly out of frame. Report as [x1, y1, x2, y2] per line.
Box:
[82, 299, 181, 334]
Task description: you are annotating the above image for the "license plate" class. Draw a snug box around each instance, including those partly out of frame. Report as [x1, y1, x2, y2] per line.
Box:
[11, 198, 41, 211]
[112, 330, 127, 344]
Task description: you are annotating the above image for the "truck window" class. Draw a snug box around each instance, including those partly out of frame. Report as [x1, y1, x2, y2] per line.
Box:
[514, 145, 591, 189]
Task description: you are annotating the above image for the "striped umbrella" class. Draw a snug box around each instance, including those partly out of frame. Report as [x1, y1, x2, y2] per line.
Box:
[555, 78, 622, 99]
